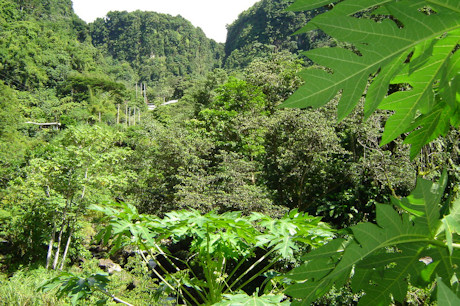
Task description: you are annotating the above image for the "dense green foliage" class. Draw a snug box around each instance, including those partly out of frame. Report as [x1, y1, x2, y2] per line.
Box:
[0, 0, 458, 305]
[224, 0, 331, 69]
[286, 173, 459, 304]
[282, 0, 460, 304]
[90, 10, 224, 85]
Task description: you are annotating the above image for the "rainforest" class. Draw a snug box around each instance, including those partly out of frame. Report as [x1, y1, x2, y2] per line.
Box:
[0, 0, 459, 305]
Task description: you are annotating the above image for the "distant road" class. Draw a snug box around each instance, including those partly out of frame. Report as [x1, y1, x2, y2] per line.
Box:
[147, 99, 179, 110]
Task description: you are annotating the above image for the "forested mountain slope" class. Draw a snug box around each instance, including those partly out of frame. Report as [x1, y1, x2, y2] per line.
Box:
[224, 0, 330, 69]
[90, 10, 224, 83]
[0, 0, 458, 304]
[0, 0, 99, 90]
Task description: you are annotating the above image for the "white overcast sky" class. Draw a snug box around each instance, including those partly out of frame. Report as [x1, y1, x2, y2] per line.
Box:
[72, 0, 261, 43]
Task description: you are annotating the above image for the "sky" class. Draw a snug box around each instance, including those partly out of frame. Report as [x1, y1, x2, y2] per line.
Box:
[72, 0, 261, 43]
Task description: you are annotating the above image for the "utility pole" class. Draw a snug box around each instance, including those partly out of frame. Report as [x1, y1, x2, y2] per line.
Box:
[133, 108, 136, 126]
[117, 104, 120, 124]
[125, 103, 128, 127]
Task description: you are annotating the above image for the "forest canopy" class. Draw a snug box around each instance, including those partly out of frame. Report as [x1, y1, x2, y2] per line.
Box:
[0, 0, 458, 305]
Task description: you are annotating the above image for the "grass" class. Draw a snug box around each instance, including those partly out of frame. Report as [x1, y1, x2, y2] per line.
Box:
[0, 266, 69, 306]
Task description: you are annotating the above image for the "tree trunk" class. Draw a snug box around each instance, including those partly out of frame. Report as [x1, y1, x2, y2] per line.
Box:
[52, 198, 71, 269]
[81, 168, 88, 200]
[46, 223, 56, 269]
[59, 225, 73, 270]
[52, 221, 66, 269]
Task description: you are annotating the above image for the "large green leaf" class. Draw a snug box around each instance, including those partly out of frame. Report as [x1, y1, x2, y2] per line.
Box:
[285, 175, 460, 305]
[391, 171, 447, 237]
[437, 277, 460, 305]
[282, 0, 460, 157]
[380, 30, 460, 146]
[439, 196, 460, 254]
[215, 292, 290, 306]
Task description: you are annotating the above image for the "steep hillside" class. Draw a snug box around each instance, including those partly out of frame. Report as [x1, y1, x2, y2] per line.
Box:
[0, 0, 108, 91]
[11, 0, 89, 41]
[89, 10, 224, 83]
[224, 0, 330, 69]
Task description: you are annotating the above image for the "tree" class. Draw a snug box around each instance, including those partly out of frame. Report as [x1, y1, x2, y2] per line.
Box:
[224, 0, 331, 69]
[282, 0, 460, 303]
[0, 125, 134, 267]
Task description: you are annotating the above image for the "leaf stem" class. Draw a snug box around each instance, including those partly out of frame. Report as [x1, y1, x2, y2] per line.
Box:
[226, 247, 277, 292]
[92, 286, 134, 306]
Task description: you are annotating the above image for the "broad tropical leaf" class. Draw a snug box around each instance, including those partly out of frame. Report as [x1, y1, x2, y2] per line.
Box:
[437, 277, 460, 306]
[285, 175, 460, 305]
[380, 30, 460, 146]
[215, 292, 290, 305]
[282, 0, 460, 157]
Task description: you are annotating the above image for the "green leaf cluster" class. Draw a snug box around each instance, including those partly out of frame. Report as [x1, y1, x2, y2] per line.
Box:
[282, 0, 460, 158]
[285, 172, 460, 304]
[91, 202, 333, 304]
[89, 10, 223, 83]
[216, 292, 290, 305]
[39, 272, 111, 305]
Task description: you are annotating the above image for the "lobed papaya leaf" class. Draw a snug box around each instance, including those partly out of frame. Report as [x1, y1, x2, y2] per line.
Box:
[285, 174, 459, 304]
[283, 0, 460, 158]
[437, 277, 460, 305]
[380, 30, 460, 146]
[216, 292, 290, 305]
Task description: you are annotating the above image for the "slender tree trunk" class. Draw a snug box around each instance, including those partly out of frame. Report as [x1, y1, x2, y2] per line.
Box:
[250, 156, 256, 184]
[46, 223, 56, 269]
[59, 225, 73, 270]
[81, 168, 88, 200]
[52, 221, 66, 269]
[53, 198, 71, 269]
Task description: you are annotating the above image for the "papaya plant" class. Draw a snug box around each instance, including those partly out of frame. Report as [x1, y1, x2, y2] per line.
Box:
[88, 203, 333, 305]
[281, 0, 460, 303]
[282, 0, 460, 159]
[285, 172, 459, 304]
[39, 272, 133, 306]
